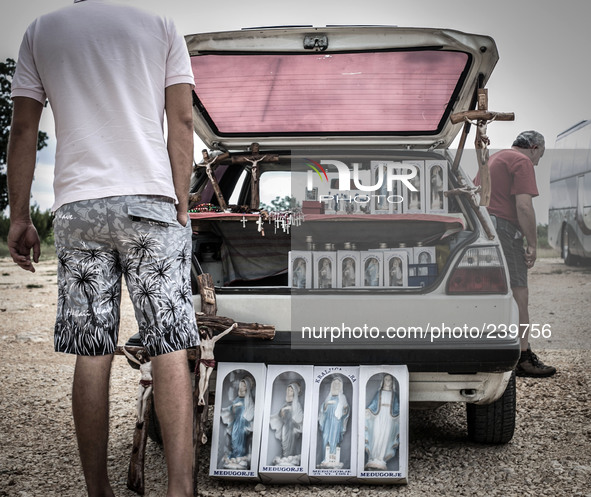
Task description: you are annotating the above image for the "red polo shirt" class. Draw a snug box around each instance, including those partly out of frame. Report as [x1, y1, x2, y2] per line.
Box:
[475, 148, 538, 229]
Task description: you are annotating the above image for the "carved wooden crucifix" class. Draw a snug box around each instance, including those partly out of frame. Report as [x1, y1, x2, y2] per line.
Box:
[242, 143, 268, 211]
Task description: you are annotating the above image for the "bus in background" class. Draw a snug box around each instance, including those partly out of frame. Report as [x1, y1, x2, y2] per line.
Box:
[548, 120, 591, 265]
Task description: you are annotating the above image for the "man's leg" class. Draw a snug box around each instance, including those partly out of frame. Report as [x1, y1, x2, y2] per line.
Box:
[151, 350, 194, 497]
[512, 285, 556, 377]
[512, 285, 530, 351]
[72, 354, 115, 497]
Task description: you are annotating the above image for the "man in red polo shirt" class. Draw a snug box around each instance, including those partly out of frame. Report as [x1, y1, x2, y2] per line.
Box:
[478, 130, 556, 378]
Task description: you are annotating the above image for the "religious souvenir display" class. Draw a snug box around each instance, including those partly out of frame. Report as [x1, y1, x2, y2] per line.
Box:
[402, 160, 425, 214]
[308, 366, 359, 483]
[210, 363, 266, 480]
[383, 250, 409, 288]
[357, 366, 409, 484]
[259, 365, 314, 483]
[267, 209, 304, 235]
[425, 160, 448, 214]
[289, 251, 313, 289]
[336, 250, 361, 289]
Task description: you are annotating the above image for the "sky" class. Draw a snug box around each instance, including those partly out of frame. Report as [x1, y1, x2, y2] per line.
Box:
[2, 0, 591, 223]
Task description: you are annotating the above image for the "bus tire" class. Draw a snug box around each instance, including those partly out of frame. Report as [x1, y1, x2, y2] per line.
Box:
[562, 224, 579, 266]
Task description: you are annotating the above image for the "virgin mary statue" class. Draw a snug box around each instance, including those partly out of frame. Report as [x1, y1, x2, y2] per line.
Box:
[269, 382, 304, 465]
[318, 376, 350, 468]
[364, 373, 400, 470]
[220, 375, 255, 468]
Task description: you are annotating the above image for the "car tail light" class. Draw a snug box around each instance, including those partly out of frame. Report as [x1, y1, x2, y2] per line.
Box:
[446, 246, 508, 294]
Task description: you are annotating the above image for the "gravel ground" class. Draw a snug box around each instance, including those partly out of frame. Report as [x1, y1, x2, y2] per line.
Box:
[0, 256, 590, 496]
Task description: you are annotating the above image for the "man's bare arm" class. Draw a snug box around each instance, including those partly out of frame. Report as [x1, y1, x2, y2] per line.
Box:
[515, 193, 537, 267]
[164, 83, 194, 227]
[7, 97, 44, 272]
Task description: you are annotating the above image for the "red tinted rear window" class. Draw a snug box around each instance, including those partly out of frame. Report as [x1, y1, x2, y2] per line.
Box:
[191, 51, 469, 135]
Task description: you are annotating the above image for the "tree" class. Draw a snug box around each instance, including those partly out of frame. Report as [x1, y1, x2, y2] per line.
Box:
[260, 195, 300, 212]
[0, 58, 49, 211]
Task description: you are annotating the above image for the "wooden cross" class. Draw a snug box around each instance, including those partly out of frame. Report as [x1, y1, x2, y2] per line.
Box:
[450, 89, 514, 207]
[242, 143, 268, 211]
[196, 150, 230, 211]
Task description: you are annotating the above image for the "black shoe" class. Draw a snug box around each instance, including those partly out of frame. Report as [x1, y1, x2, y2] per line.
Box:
[516, 347, 556, 378]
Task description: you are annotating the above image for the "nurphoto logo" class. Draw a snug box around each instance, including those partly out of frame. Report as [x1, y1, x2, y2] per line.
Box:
[304, 158, 419, 205]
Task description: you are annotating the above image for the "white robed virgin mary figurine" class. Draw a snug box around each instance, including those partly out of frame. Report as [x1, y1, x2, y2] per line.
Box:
[364, 373, 400, 470]
[269, 382, 304, 466]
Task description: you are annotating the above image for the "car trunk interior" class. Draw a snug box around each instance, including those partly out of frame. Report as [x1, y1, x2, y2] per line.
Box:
[189, 150, 475, 291]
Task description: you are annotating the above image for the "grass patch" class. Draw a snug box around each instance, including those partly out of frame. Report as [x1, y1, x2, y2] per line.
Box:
[538, 247, 560, 259]
[26, 284, 44, 289]
[0, 241, 56, 261]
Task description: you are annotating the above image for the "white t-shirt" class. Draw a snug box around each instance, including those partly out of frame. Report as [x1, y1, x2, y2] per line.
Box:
[11, 0, 195, 211]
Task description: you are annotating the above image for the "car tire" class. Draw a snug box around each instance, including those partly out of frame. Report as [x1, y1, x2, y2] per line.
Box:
[562, 224, 579, 266]
[466, 371, 516, 444]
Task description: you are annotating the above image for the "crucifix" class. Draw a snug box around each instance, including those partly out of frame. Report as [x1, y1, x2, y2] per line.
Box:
[450, 89, 514, 207]
[256, 213, 265, 236]
[447, 88, 514, 238]
[242, 143, 268, 211]
[196, 150, 230, 211]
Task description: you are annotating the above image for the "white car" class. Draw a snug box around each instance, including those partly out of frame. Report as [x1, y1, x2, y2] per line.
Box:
[138, 26, 521, 444]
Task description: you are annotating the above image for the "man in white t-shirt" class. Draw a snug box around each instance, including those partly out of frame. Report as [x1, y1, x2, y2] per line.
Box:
[7, 1, 198, 495]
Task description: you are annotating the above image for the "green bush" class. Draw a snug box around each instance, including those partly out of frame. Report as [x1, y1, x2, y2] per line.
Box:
[537, 224, 551, 249]
[0, 204, 54, 242]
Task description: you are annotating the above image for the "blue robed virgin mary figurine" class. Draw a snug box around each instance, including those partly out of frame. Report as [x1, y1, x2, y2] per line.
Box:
[318, 376, 350, 468]
[221, 375, 255, 467]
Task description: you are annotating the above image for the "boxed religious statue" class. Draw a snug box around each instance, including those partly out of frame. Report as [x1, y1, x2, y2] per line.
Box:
[402, 160, 425, 214]
[336, 250, 361, 289]
[357, 365, 409, 484]
[361, 251, 384, 288]
[370, 161, 393, 214]
[210, 362, 267, 480]
[409, 245, 438, 288]
[425, 160, 448, 214]
[313, 250, 337, 289]
[308, 366, 359, 483]
[383, 250, 409, 288]
[289, 251, 313, 289]
[259, 365, 314, 483]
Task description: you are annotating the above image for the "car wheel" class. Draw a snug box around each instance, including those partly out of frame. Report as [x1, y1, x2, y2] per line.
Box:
[562, 224, 579, 266]
[466, 371, 516, 444]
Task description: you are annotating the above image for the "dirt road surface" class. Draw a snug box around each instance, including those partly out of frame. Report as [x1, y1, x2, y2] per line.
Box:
[0, 256, 589, 496]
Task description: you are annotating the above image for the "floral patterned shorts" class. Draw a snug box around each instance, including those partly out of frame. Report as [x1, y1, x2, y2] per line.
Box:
[53, 195, 199, 356]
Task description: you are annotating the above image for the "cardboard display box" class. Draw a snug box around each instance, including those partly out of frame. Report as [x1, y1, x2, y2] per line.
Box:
[336, 251, 361, 288]
[313, 251, 337, 289]
[289, 251, 313, 289]
[383, 250, 409, 288]
[357, 365, 409, 484]
[259, 365, 314, 483]
[308, 366, 359, 483]
[425, 160, 448, 214]
[209, 363, 267, 480]
[402, 160, 425, 214]
[360, 251, 384, 288]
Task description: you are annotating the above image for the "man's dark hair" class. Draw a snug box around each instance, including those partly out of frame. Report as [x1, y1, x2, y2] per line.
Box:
[512, 130, 545, 149]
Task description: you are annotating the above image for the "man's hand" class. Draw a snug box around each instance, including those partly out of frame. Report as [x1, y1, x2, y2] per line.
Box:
[8, 220, 41, 272]
[524, 245, 537, 269]
[176, 210, 189, 228]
